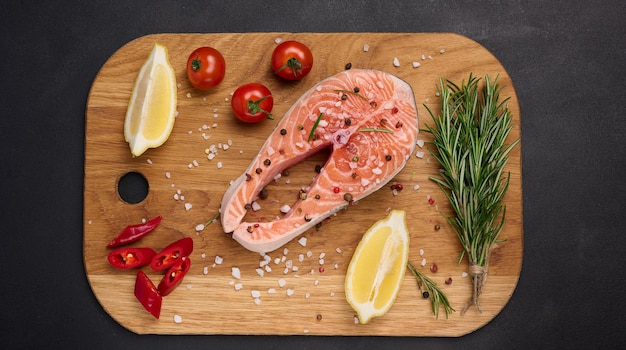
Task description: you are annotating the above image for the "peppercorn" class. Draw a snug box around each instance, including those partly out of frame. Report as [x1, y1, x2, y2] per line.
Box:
[445, 277, 453, 285]
[259, 188, 268, 200]
[255, 167, 262, 174]
[247, 226, 253, 233]
[345, 118, 351, 126]
[304, 214, 312, 222]
[353, 87, 360, 93]
[395, 120, 403, 128]
[380, 118, 387, 126]
[280, 128, 287, 135]
[422, 291, 430, 299]
[434, 224, 441, 231]
[263, 159, 271, 166]
[315, 164, 322, 173]
[370, 101, 378, 108]
[245, 173, 252, 181]
[343, 193, 353, 202]
[244, 203, 252, 210]
[341, 94, 348, 100]
[391, 107, 399, 114]
[316, 313, 323, 321]
[385, 155, 392, 161]
[314, 194, 321, 199]
[430, 263, 438, 273]
[345, 62, 352, 70]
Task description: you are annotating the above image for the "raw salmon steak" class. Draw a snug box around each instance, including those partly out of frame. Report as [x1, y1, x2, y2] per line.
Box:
[221, 69, 418, 253]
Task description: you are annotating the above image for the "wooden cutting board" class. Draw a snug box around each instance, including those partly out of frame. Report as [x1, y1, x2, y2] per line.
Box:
[84, 33, 523, 336]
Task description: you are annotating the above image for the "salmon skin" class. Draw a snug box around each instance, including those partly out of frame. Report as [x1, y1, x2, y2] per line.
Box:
[221, 69, 418, 253]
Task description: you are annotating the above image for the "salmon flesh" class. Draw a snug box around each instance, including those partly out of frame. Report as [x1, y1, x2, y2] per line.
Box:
[221, 69, 418, 253]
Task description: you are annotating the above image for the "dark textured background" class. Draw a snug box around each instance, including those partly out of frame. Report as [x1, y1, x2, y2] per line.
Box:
[2, 0, 625, 348]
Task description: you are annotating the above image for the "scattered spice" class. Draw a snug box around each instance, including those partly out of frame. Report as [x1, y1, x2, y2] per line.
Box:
[304, 214, 312, 222]
[391, 107, 399, 114]
[333, 89, 367, 101]
[316, 313, 323, 321]
[319, 267, 325, 273]
[345, 62, 352, 70]
[245, 173, 252, 181]
[333, 187, 340, 193]
[280, 128, 287, 135]
[434, 224, 441, 231]
[263, 159, 271, 166]
[445, 277, 453, 285]
[259, 188, 269, 200]
[370, 101, 378, 108]
[390, 183, 403, 191]
[343, 193, 353, 202]
[430, 263, 438, 273]
[395, 120, 403, 128]
[341, 94, 348, 100]
[385, 155, 392, 161]
[380, 118, 388, 127]
[255, 167, 262, 174]
[407, 262, 454, 319]
[345, 118, 352, 126]
[422, 291, 430, 299]
[315, 164, 322, 173]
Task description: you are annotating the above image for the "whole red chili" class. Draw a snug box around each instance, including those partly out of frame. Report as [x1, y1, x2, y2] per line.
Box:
[158, 256, 191, 296]
[150, 237, 194, 271]
[134, 270, 162, 319]
[107, 247, 157, 269]
[106, 216, 162, 248]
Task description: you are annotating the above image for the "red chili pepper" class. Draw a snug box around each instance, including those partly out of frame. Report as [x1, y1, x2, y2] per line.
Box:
[107, 247, 157, 269]
[150, 237, 194, 271]
[158, 256, 191, 296]
[106, 216, 162, 248]
[134, 270, 162, 319]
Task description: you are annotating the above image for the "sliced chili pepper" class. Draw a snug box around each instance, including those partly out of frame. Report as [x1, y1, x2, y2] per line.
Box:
[106, 216, 163, 248]
[150, 237, 194, 271]
[134, 270, 162, 319]
[107, 247, 157, 269]
[158, 256, 191, 296]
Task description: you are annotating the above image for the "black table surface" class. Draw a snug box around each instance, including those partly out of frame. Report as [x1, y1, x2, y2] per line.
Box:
[2, 1, 624, 348]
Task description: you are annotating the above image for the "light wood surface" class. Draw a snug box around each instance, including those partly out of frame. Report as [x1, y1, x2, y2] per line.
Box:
[84, 33, 523, 336]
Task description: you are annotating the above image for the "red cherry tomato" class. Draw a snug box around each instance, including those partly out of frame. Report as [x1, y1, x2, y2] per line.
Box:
[231, 83, 274, 123]
[186, 47, 225, 90]
[271, 40, 313, 80]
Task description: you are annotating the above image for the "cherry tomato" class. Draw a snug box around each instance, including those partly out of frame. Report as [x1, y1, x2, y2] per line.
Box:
[186, 47, 225, 90]
[271, 40, 313, 80]
[231, 83, 274, 123]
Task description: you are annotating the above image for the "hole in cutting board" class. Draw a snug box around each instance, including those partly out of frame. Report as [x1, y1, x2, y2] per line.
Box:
[117, 172, 149, 204]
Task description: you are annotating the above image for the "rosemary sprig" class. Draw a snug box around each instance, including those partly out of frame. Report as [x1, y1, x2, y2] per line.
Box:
[358, 127, 394, 133]
[407, 262, 454, 319]
[422, 74, 520, 314]
[333, 89, 368, 101]
[308, 112, 324, 141]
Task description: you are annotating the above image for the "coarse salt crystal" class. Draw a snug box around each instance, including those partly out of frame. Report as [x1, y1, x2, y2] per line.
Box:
[147, 158, 152, 164]
[286, 289, 294, 296]
[278, 278, 287, 287]
[268, 288, 276, 294]
[165, 172, 171, 178]
[231, 267, 241, 279]
[421, 258, 427, 267]
[440, 48, 445, 54]
[280, 204, 291, 214]
[393, 57, 400, 67]
[363, 44, 370, 52]
[251, 201, 261, 211]
[298, 237, 307, 247]
[306, 250, 313, 258]
[275, 37, 282, 44]
[234, 283, 243, 291]
[254, 298, 261, 305]
[335, 247, 343, 254]
[203, 266, 209, 275]
[462, 272, 469, 278]
[251, 290, 261, 298]
[419, 248, 424, 256]
[256, 268, 264, 277]
[416, 139, 424, 148]
[415, 151, 425, 158]
[413, 184, 420, 191]
[173, 314, 182, 323]
[215, 256, 223, 264]
[217, 161, 223, 169]
[372, 168, 382, 175]
[298, 254, 305, 262]
[412, 61, 421, 68]
[330, 292, 335, 297]
[305, 292, 311, 299]
[184, 203, 192, 211]
[195, 224, 205, 231]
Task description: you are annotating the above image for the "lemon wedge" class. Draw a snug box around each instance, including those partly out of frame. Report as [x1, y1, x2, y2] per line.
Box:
[345, 209, 409, 324]
[124, 43, 177, 157]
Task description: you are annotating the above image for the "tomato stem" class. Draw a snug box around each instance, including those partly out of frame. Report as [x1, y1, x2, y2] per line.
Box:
[247, 96, 273, 119]
[191, 53, 201, 71]
[276, 57, 308, 78]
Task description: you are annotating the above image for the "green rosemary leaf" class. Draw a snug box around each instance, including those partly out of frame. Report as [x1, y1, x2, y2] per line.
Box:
[308, 112, 324, 142]
[358, 127, 394, 133]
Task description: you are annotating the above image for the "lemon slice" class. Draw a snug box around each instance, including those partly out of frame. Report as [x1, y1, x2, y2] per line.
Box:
[345, 209, 409, 324]
[124, 43, 177, 157]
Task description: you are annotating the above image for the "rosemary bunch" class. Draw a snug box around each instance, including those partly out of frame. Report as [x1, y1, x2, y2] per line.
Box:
[423, 74, 519, 314]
